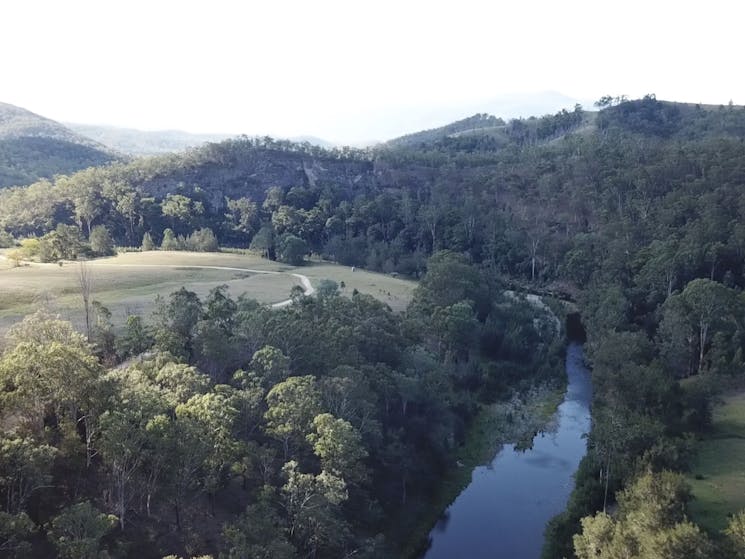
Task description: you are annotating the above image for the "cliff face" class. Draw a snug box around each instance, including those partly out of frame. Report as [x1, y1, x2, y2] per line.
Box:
[135, 147, 377, 209]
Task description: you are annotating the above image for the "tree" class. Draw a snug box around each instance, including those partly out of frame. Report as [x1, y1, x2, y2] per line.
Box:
[249, 346, 291, 387]
[144, 413, 209, 531]
[725, 510, 745, 559]
[193, 286, 239, 379]
[277, 234, 308, 265]
[160, 228, 180, 251]
[70, 174, 104, 237]
[265, 376, 321, 459]
[223, 493, 296, 559]
[38, 224, 84, 262]
[316, 279, 339, 298]
[225, 197, 258, 239]
[0, 330, 103, 439]
[175, 391, 239, 514]
[0, 230, 14, 248]
[75, 260, 95, 341]
[272, 205, 303, 237]
[98, 403, 152, 529]
[152, 362, 209, 408]
[5, 310, 87, 348]
[115, 190, 141, 244]
[141, 231, 154, 251]
[280, 461, 348, 555]
[186, 228, 218, 252]
[249, 225, 275, 258]
[307, 413, 368, 485]
[91, 301, 116, 363]
[152, 288, 203, 360]
[117, 315, 153, 358]
[573, 471, 713, 559]
[161, 193, 201, 234]
[46, 502, 116, 559]
[430, 300, 479, 360]
[680, 279, 739, 374]
[89, 225, 115, 256]
[0, 437, 57, 514]
[262, 186, 284, 213]
[0, 511, 35, 558]
[659, 279, 741, 376]
[412, 251, 490, 317]
[6, 249, 22, 267]
[594, 95, 614, 108]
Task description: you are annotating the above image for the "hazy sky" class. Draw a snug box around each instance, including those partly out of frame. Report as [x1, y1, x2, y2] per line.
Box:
[3, 0, 743, 143]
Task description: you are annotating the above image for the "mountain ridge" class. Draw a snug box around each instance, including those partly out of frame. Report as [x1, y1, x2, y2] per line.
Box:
[0, 102, 119, 188]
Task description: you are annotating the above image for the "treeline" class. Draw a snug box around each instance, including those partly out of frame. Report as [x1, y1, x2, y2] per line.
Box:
[0, 252, 560, 558]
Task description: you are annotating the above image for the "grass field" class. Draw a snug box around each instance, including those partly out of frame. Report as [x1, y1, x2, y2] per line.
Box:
[687, 391, 745, 533]
[0, 250, 417, 336]
[300, 262, 416, 313]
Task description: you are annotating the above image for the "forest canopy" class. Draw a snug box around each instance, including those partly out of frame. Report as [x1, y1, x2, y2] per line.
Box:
[2, 97, 745, 557]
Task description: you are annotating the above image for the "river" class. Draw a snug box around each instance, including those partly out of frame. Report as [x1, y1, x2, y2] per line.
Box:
[423, 342, 592, 559]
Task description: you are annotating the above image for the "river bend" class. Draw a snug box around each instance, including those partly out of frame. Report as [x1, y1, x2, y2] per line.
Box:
[424, 343, 592, 559]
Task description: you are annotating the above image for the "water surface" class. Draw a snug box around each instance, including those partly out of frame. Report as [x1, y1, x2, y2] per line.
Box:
[424, 343, 592, 559]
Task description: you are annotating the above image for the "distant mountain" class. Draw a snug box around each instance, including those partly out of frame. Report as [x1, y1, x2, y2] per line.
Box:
[66, 124, 236, 156]
[67, 124, 339, 156]
[475, 91, 589, 120]
[385, 113, 508, 148]
[289, 135, 337, 149]
[0, 102, 118, 188]
[329, 91, 590, 145]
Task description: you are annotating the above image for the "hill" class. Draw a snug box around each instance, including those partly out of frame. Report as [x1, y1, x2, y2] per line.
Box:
[0, 102, 118, 187]
[67, 123, 339, 156]
[66, 123, 236, 156]
[385, 113, 508, 148]
[3, 97, 745, 256]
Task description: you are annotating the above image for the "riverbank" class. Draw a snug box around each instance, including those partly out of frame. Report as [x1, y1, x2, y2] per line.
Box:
[420, 343, 592, 559]
[390, 291, 571, 557]
[400, 380, 566, 558]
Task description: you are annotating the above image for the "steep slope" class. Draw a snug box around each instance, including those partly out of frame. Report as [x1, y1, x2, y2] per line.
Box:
[0, 102, 118, 187]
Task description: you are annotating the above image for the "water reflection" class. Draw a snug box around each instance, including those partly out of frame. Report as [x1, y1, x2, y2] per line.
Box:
[423, 343, 592, 559]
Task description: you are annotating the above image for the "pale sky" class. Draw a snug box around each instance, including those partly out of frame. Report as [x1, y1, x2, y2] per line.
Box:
[2, 0, 743, 144]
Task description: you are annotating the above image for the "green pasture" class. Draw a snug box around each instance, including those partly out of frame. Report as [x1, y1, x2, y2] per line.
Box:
[687, 391, 745, 533]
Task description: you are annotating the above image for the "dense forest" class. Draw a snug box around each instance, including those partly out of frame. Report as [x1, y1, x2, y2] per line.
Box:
[0, 252, 559, 557]
[3, 95, 745, 556]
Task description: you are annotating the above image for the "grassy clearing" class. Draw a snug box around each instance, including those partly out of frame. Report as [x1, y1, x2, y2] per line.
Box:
[687, 391, 745, 533]
[300, 261, 417, 313]
[0, 251, 417, 335]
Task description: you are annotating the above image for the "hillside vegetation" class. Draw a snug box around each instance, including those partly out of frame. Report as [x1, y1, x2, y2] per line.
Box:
[0, 102, 117, 187]
[3, 96, 745, 557]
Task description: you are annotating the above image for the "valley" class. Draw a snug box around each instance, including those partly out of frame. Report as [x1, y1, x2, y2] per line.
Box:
[1, 95, 745, 558]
